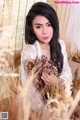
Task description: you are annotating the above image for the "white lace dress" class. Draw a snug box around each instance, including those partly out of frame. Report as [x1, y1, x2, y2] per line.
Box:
[21, 40, 72, 97]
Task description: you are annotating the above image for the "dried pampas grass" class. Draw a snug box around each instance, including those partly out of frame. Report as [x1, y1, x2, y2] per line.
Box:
[0, 48, 20, 120]
[0, 49, 80, 120]
[65, 41, 80, 63]
[0, 62, 80, 120]
[0, 48, 20, 100]
[12, 63, 79, 120]
[16, 70, 80, 120]
[72, 52, 80, 63]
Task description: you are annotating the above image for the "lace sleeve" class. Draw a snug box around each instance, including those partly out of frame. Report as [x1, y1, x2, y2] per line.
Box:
[59, 40, 72, 97]
[20, 45, 36, 85]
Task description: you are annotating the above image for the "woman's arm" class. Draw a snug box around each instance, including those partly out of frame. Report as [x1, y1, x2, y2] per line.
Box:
[20, 45, 36, 86]
[59, 40, 72, 97]
[41, 40, 72, 97]
[59, 40, 72, 85]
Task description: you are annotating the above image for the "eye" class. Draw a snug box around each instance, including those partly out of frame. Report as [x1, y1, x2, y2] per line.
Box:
[36, 26, 41, 29]
[47, 23, 51, 27]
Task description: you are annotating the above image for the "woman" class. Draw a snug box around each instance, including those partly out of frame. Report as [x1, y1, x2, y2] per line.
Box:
[21, 2, 72, 98]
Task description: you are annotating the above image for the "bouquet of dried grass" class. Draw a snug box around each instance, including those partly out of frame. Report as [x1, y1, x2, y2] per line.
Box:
[19, 57, 80, 120]
[25, 55, 66, 105]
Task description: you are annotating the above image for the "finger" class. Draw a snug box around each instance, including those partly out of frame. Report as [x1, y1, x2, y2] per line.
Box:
[42, 72, 49, 80]
[43, 73, 52, 83]
[42, 76, 51, 86]
[44, 72, 50, 79]
[41, 76, 46, 81]
[41, 76, 50, 85]
[41, 75, 48, 83]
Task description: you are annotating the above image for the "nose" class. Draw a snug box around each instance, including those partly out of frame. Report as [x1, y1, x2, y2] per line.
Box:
[42, 26, 47, 34]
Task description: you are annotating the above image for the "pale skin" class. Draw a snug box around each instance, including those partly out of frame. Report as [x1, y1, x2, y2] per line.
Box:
[32, 15, 63, 85]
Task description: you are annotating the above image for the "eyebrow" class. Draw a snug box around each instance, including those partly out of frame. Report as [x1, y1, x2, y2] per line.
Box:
[34, 22, 50, 25]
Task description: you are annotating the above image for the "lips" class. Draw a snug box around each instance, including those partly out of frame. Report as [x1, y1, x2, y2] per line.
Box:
[42, 37, 49, 40]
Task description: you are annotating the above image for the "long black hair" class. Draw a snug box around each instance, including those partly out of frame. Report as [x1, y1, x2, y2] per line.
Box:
[25, 2, 63, 74]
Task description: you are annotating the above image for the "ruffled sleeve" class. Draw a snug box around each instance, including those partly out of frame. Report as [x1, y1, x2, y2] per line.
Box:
[20, 45, 36, 85]
[59, 40, 72, 97]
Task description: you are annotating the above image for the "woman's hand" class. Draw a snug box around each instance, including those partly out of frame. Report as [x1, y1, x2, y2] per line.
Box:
[41, 72, 62, 85]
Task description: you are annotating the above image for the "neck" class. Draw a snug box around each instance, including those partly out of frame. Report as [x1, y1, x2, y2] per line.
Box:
[39, 42, 50, 50]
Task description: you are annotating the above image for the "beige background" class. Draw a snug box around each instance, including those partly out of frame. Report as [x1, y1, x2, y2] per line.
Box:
[47, 0, 80, 58]
[0, 0, 80, 58]
[0, 2, 80, 118]
[0, 0, 47, 51]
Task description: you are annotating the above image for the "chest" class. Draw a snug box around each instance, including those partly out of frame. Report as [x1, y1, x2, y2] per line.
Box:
[41, 49, 51, 60]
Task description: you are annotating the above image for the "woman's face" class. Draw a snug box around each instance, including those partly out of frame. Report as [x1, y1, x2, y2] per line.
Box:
[32, 15, 53, 44]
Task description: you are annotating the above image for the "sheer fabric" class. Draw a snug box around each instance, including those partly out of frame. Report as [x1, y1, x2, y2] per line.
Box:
[21, 40, 72, 97]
